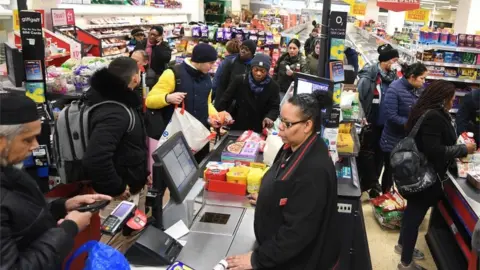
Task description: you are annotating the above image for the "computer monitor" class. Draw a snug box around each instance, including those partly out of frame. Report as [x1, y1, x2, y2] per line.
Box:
[152, 132, 199, 204]
[294, 72, 334, 96]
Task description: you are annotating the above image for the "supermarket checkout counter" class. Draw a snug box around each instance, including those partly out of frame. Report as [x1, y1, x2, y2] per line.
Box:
[426, 171, 479, 269]
[130, 130, 371, 270]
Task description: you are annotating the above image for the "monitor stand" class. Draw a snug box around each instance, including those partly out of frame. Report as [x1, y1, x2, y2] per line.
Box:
[162, 178, 205, 230]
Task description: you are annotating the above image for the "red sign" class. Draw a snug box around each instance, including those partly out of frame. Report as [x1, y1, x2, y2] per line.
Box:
[34, 10, 45, 28]
[377, 0, 420, 12]
[51, 8, 75, 27]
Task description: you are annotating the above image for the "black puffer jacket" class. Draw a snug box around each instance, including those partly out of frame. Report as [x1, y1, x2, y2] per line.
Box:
[83, 69, 148, 197]
[214, 56, 252, 107]
[0, 166, 78, 269]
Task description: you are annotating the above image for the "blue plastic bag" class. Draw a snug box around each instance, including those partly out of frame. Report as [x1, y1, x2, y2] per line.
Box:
[65, 240, 130, 270]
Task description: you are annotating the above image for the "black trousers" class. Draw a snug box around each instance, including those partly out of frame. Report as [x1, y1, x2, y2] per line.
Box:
[382, 151, 393, 193]
[358, 125, 384, 192]
[398, 193, 439, 264]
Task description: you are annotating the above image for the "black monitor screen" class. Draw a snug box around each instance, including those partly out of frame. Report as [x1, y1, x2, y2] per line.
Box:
[296, 77, 330, 94]
[152, 132, 199, 203]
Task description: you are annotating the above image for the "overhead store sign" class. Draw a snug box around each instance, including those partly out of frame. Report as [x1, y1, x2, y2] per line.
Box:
[351, 3, 366, 16]
[51, 8, 75, 27]
[405, 9, 430, 23]
[377, 0, 420, 12]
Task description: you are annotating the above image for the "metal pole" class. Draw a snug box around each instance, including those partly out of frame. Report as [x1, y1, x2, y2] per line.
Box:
[318, 0, 331, 77]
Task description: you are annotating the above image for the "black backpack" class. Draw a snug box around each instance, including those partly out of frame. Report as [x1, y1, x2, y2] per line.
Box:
[390, 110, 438, 196]
[145, 65, 182, 140]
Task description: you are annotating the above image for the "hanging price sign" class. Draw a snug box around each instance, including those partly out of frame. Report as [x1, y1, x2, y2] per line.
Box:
[405, 9, 430, 23]
[351, 3, 366, 16]
[70, 41, 82, 60]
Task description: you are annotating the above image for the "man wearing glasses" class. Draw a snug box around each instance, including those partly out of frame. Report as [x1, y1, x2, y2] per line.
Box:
[216, 53, 280, 133]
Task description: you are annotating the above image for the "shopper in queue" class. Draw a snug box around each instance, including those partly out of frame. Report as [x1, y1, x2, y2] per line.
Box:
[129, 28, 145, 48]
[216, 54, 280, 133]
[456, 88, 480, 145]
[83, 57, 150, 252]
[212, 39, 241, 98]
[274, 39, 309, 99]
[215, 40, 257, 106]
[146, 43, 221, 162]
[396, 81, 476, 270]
[227, 91, 340, 270]
[306, 40, 320, 76]
[131, 50, 158, 97]
[0, 94, 112, 269]
[357, 43, 399, 198]
[379, 62, 427, 194]
[304, 28, 319, 56]
[133, 26, 172, 77]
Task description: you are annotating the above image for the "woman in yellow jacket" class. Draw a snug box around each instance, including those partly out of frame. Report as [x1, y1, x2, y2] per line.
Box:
[146, 43, 220, 162]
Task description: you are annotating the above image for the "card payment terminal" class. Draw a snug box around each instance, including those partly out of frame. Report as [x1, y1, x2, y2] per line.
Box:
[101, 201, 136, 235]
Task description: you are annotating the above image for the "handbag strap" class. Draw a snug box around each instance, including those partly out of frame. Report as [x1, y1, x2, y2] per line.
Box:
[64, 240, 97, 270]
[408, 109, 432, 138]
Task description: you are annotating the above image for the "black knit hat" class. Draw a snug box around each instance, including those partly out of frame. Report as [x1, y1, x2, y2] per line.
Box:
[131, 28, 144, 37]
[251, 53, 271, 71]
[378, 44, 399, 62]
[242, 40, 257, 55]
[191, 43, 218, 63]
[0, 94, 39, 125]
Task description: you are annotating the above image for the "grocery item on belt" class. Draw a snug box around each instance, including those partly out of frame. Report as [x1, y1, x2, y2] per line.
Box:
[227, 166, 250, 185]
[222, 140, 261, 163]
[457, 132, 477, 162]
[247, 167, 268, 194]
[167, 261, 195, 270]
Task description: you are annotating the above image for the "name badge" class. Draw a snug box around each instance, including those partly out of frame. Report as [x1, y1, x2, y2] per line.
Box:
[372, 98, 380, 104]
[279, 198, 288, 206]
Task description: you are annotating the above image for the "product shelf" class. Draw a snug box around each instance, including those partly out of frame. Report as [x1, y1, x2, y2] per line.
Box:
[421, 45, 480, 54]
[58, 4, 189, 16]
[426, 76, 480, 84]
[421, 61, 480, 69]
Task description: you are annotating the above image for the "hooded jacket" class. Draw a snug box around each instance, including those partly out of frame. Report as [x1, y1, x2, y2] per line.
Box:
[214, 56, 253, 107]
[274, 53, 309, 93]
[306, 53, 319, 76]
[83, 69, 148, 196]
[212, 53, 238, 97]
[456, 89, 480, 145]
[0, 166, 78, 269]
[357, 63, 397, 125]
[216, 73, 280, 133]
[380, 77, 418, 153]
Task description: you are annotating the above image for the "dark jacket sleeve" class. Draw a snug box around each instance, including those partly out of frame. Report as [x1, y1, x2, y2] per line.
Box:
[265, 82, 280, 120]
[83, 106, 130, 197]
[216, 75, 240, 112]
[357, 77, 373, 121]
[145, 68, 159, 90]
[385, 88, 407, 126]
[456, 92, 474, 135]
[46, 198, 68, 221]
[251, 170, 329, 268]
[420, 113, 467, 172]
[151, 42, 172, 75]
[214, 60, 234, 108]
[0, 206, 78, 270]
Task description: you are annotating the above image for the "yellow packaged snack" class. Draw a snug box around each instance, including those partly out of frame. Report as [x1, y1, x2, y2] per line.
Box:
[227, 166, 250, 185]
[247, 167, 266, 194]
[337, 133, 354, 153]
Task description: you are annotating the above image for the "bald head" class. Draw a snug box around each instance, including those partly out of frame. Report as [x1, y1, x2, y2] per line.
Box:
[131, 50, 148, 66]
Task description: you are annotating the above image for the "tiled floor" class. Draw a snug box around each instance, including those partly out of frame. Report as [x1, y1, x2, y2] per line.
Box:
[361, 192, 438, 269]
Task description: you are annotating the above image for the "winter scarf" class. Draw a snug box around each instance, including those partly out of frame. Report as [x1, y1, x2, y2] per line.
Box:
[249, 72, 271, 94]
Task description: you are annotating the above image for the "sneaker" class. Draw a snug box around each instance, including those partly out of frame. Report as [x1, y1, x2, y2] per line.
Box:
[395, 245, 425, 260]
[397, 261, 427, 270]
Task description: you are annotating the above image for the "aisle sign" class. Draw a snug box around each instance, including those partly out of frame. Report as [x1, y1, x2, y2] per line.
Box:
[377, 0, 420, 12]
[405, 9, 430, 23]
[51, 8, 75, 27]
[351, 3, 366, 16]
[329, 11, 348, 39]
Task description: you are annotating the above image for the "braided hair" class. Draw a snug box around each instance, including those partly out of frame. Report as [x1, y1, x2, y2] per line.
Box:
[406, 80, 456, 131]
[288, 91, 333, 132]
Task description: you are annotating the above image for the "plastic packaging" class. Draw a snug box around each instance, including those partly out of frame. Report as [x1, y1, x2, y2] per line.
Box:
[247, 167, 266, 194]
[263, 132, 283, 166]
[213, 259, 228, 270]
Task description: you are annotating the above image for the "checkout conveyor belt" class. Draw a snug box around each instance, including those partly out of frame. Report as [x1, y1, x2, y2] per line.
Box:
[134, 131, 371, 270]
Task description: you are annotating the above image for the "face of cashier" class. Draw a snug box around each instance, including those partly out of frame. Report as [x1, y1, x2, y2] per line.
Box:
[278, 92, 332, 148]
[0, 121, 41, 166]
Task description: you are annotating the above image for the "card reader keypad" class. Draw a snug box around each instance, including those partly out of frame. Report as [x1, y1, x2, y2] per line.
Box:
[102, 216, 120, 233]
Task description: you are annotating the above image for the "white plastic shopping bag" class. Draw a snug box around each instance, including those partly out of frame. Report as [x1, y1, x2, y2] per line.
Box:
[157, 103, 212, 153]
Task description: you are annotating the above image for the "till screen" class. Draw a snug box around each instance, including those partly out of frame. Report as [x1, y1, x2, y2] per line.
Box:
[296, 78, 329, 94]
[163, 139, 196, 188]
[112, 203, 131, 218]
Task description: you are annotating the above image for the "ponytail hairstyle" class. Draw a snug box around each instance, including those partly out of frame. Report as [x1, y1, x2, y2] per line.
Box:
[406, 80, 455, 131]
[288, 91, 333, 132]
[401, 62, 428, 79]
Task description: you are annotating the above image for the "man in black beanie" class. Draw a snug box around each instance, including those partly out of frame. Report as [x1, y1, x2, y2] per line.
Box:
[214, 39, 257, 106]
[357, 43, 399, 198]
[0, 94, 111, 269]
[146, 43, 221, 162]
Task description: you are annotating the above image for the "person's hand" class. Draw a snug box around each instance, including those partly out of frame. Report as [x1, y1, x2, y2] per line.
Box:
[117, 186, 131, 200]
[209, 118, 222, 128]
[65, 194, 112, 212]
[466, 143, 477, 154]
[166, 92, 186, 105]
[286, 69, 294, 76]
[262, 118, 274, 129]
[59, 210, 93, 232]
[247, 193, 258, 205]
[147, 174, 153, 187]
[226, 252, 253, 270]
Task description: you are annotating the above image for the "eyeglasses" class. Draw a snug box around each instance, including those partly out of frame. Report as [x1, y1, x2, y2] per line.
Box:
[279, 118, 309, 129]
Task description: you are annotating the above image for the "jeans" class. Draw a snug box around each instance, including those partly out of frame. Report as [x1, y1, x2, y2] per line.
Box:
[382, 151, 393, 193]
[398, 194, 437, 264]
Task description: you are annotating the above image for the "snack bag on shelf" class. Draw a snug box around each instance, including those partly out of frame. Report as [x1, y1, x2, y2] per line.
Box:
[458, 68, 478, 80]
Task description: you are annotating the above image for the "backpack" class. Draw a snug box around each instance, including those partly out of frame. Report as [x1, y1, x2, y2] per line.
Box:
[390, 110, 437, 196]
[54, 99, 135, 184]
[145, 64, 182, 140]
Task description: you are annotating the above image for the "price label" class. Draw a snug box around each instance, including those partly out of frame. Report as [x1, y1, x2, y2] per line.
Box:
[70, 41, 82, 60]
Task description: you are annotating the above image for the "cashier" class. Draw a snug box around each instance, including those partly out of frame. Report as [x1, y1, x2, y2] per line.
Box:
[456, 88, 480, 145]
[227, 91, 340, 270]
